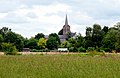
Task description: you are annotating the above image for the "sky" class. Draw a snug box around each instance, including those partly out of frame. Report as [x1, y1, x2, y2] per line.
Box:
[0, 0, 120, 38]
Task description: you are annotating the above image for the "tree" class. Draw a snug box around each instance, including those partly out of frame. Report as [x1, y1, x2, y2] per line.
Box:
[0, 34, 3, 43]
[60, 40, 71, 48]
[49, 33, 60, 44]
[4, 32, 24, 51]
[46, 36, 59, 50]
[102, 29, 120, 50]
[35, 33, 44, 40]
[68, 38, 76, 47]
[0, 27, 11, 38]
[75, 33, 84, 48]
[0, 34, 3, 51]
[37, 38, 46, 49]
[84, 27, 94, 48]
[92, 24, 103, 47]
[102, 26, 109, 34]
[86, 27, 92, 37]
[25, 37, 38, 49]
[1, 43, 17, 53]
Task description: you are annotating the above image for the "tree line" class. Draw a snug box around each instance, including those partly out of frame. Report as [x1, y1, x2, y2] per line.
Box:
[0, 22, 120, 52]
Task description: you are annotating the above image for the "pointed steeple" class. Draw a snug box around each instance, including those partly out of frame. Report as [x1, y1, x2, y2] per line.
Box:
[65, 14, 68, 26]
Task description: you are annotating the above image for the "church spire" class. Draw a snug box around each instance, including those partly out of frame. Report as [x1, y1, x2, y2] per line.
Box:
[65, 14, 68, 26]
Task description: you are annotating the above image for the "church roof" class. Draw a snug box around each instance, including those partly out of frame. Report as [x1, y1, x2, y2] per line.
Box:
[65, 14, 68, 26]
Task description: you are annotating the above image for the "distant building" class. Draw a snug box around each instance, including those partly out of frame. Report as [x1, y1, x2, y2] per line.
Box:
[23, 48, 30, 52]
[58, 14, 71, 42]
[45, 14, 73, 42]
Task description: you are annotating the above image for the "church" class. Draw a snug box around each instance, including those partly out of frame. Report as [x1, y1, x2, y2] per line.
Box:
[58, 14, 71, 42]
[45, 14, 73, 42]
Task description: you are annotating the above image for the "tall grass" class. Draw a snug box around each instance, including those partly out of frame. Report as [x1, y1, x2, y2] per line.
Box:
[0, 54, 120, 78]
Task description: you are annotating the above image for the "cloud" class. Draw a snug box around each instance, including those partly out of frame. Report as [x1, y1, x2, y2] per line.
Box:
[0, 12, 28, 24]
[0, 0, 120, 38]
[26, 12, 38, 18]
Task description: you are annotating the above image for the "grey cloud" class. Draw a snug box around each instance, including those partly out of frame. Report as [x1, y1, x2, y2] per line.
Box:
[0, 12, 28, 23]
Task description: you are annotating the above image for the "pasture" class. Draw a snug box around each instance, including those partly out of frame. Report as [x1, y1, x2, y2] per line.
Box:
[0, 54, 120, 78]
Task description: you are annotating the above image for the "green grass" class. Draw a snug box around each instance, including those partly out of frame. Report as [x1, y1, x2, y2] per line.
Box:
[0, 54, 120, 78]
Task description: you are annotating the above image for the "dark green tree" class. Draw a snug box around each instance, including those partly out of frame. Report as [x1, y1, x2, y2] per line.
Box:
[102, 26, 109, 34]
[25, 38, 38, 49]
[92, 24, 103, 48]
[102, 29, 120, 50]
[4, 32, 24, 51]
[75, 33, 84, 48]
[46, 36, 59, 50]
[0, 34, 3, 51]
[86, 27, 92, 37]
[35, 33, 44, 40]
[49, 33, 60, 44]
[84, 27, 94, 48]
[0, 27, 11, 38]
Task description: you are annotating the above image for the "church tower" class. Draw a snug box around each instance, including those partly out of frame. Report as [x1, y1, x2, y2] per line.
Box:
[63, 14, 70, 35]
[58, 14, 71, 42]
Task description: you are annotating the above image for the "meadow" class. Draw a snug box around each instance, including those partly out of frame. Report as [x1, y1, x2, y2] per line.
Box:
[0, 54, 120, 78]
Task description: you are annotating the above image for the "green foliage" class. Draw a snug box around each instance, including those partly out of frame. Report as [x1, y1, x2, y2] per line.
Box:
[68, 38, 76, 47]
[78, 47, 86, 52]
[4, 32, 24, 51]
[37, 38, 46, 49]
[100, 48, 111, 52]
[0, 35, 3, 51]
[60, 40, 71, 48]
[86, 47, 95, 52]
[25, 38, 38, 49]
[1, 43, 17, 52]
[35, 33, 44, 40]
[49, 33, 60, 44]
[1, 43, 18, 55]
[102, 29, 120, 50]
[75, 33, 84, 48]
[0, 27, 11, 38]
[0, 34, 3, 42]
[69, 47, 77, 52]
[86, 27, 92, 37]
[46, 36, 59, 50]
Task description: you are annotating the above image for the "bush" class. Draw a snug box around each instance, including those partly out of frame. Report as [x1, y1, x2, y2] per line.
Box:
[1, 43, 19, 55]
[78, 47, 86, 52]
[100, 48, 111, 52]
[86, 47, 95, 52]
[69, 47, 77, 52]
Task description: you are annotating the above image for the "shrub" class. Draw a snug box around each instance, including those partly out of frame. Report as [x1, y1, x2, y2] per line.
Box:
[1, 43, 18, 55]
[78, 47, 86, 52]
[86, 47, 95, 52]
[69, 47, 77, 52]
[100, 48, 111, 52]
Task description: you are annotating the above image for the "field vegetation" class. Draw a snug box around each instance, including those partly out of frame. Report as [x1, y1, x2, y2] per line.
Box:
[0, 54, 120, 78]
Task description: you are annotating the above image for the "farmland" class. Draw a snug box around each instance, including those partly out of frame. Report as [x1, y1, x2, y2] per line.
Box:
[0, 54, 120, 78]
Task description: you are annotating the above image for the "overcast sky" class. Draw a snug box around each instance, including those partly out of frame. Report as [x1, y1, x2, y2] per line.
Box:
[0, 0, 120, 38]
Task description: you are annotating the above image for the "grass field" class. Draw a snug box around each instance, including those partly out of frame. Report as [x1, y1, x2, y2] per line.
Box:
[0, 54, 120, 78]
